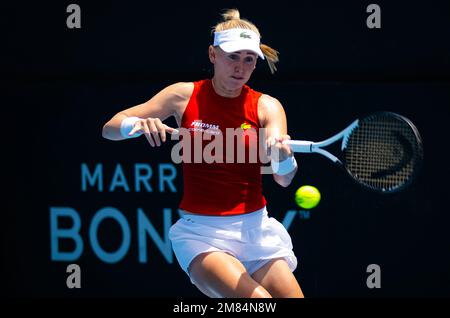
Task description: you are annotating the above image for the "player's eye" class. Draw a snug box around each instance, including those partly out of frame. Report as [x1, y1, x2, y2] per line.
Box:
[244, 56, 255, 64]
[229, 54, 240, 61]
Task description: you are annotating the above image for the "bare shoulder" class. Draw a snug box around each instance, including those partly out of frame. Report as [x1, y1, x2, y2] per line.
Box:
[162, 82, 194, 122]
[259, 94, 285, 111]
[165, 82, 194, 101]
[258, 94, 286, 122]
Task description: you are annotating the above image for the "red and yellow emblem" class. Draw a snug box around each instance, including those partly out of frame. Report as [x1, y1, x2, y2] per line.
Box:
[240, 122, 252, 130]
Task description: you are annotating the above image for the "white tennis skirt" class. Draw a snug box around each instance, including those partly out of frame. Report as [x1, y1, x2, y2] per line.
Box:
[169, 206, 298, 280]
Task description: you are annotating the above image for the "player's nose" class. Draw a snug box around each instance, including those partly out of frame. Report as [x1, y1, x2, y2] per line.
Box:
[234, 62, 245, 73]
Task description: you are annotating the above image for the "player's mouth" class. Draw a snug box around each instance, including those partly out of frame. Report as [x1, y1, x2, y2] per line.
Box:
[231, 76, 244, 80]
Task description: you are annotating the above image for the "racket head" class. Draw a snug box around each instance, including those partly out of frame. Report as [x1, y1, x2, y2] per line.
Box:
[342, 111, 423, 193]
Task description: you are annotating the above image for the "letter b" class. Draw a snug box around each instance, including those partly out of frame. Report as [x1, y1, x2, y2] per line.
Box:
[50, 207, 83, 261]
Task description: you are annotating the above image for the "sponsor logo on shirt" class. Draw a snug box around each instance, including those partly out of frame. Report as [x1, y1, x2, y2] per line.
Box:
[189, 120, 221, 135]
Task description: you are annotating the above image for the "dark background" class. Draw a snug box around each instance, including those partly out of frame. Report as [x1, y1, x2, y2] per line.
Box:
[3, 0, 450, 298]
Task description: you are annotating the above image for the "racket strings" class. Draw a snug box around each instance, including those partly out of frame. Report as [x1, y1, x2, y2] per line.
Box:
[345, 114, 420, 192]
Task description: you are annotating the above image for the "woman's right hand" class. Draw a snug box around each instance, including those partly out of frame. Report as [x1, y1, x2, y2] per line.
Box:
[129, 117, 179, 147]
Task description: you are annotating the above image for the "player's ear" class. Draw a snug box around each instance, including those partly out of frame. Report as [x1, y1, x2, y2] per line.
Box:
[208, 45, 216, 64]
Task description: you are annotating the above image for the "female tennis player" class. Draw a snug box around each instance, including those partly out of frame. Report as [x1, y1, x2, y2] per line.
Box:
[102, 9, 304, 298]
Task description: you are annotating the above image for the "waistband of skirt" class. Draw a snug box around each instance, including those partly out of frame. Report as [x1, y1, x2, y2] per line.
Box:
[179, 206, 268, 226]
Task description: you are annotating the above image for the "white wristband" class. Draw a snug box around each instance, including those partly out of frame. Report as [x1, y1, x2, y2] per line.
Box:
[271, 156, 297, 176]
[120, 117, 143, 139]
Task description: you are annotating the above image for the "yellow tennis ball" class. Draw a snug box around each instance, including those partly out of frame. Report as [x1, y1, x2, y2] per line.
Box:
[295, 185, 321, 209]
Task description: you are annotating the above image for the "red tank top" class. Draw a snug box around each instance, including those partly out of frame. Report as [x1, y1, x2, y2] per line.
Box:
[179, 79, 267, 215]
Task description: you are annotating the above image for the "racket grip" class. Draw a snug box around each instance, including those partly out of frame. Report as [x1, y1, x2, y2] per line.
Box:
[283, 140, 314, 153]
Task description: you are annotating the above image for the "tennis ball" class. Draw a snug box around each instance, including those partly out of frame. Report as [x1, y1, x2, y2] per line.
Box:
[295, 185, 321, 209]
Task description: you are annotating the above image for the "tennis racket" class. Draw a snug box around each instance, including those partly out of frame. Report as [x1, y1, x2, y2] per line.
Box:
[283, 112, 423, 193]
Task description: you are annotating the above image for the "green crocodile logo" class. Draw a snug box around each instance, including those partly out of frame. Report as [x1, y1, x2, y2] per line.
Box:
[240, 32, 251, 39]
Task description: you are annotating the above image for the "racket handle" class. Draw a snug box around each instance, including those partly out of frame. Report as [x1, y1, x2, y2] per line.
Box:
[283, 140, 314, 153]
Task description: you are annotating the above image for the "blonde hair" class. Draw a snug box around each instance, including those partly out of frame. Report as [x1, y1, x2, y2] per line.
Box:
[212, 9, 279, 74]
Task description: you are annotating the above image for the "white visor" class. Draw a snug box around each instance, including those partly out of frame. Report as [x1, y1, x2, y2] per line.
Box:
[213, 28, 265, 60]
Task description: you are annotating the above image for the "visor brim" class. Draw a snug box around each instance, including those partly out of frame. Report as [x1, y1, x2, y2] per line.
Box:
[219, 42, 265, 60]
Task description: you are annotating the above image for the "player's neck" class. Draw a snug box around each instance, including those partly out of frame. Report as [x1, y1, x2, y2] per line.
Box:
[211, 77, 242, 98]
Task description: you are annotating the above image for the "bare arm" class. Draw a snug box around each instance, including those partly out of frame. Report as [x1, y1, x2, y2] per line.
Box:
[258, 94, 297, 187]
[102, 82, 193, 144]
